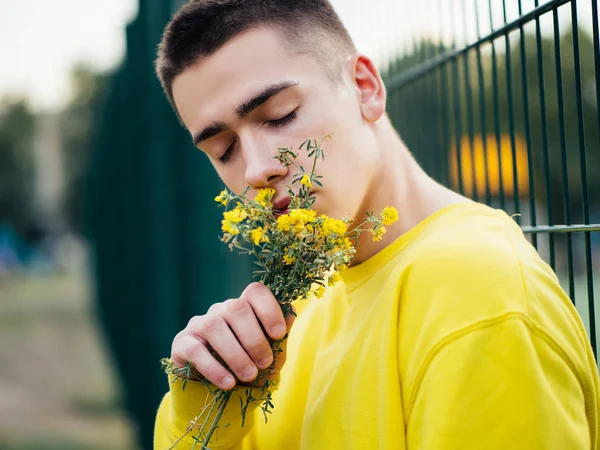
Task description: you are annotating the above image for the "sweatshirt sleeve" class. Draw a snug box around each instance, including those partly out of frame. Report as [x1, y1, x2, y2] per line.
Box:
[154, 375, 266, 449]
[405, 315, 595, 450]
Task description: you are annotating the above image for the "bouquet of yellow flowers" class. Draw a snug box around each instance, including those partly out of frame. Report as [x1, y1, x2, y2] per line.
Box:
[162, 136, 398, 449]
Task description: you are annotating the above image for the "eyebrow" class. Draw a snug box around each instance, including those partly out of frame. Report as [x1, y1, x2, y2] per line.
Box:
[192, 81, 299, 147]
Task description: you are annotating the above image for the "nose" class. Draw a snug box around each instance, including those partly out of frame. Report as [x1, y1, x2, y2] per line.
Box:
[243, 138, 288, 189]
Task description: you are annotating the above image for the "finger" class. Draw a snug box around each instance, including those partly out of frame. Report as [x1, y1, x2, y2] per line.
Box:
[172, 336, 235, 390]
[223, 299, 273, 369]
[285, 307, 296, 332]
[265, 312, 297, 381]
[195, 315, 258, 383]
[241, 282, 286, 340]
[277, 312, 296, 356]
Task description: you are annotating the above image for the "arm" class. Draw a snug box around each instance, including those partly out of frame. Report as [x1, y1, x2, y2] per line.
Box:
[406, 315, 592, 449]
[154, 282, 294, 449]
[154, 376, 263, 449]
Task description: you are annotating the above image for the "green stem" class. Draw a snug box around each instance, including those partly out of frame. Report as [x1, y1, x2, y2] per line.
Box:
[201, 390, 233, 449]
[310, 150, 318, 176]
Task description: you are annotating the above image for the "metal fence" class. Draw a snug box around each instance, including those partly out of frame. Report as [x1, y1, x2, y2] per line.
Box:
[383, 0, 600, 356]
[89, 2, 252, 447]
[89, 0, 600, 447]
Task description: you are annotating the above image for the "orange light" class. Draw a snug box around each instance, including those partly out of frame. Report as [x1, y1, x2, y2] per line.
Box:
[450, 134, 530, 198]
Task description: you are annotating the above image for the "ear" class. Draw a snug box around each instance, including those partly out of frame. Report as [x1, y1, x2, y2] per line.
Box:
[348, 54, 387, 123]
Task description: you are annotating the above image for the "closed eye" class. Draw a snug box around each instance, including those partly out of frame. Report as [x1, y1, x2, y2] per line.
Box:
[218, 110, 298, 164]
[219, 140, 236, 164]
[267, 110, 297, 128]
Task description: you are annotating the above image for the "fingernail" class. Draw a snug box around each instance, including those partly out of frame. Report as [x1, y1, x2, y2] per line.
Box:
[258, 357, 272, 369]
[242, 366, 257, 380]
[221, 375, 235, 388]
[272, 324, 286, 337]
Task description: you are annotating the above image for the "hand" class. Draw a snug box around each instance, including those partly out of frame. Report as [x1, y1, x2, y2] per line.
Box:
[170, 282, 295, 390]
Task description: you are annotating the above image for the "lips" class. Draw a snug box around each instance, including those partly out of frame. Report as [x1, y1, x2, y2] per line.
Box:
[272, 197, 291, 217]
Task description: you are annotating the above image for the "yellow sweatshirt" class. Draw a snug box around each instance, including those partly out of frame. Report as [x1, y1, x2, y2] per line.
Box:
[155, 203, 600, 449]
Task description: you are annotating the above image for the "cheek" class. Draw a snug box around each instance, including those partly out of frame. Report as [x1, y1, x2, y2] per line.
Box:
[216, 163, 248, 195]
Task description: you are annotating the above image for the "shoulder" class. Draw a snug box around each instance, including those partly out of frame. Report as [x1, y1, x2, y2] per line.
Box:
[395, 204, 542, 361]
[402, 203, 529, 305]
[396, 203, 591, 372]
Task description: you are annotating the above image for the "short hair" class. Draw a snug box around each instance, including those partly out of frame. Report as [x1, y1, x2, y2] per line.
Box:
[155, 0, 357, 111]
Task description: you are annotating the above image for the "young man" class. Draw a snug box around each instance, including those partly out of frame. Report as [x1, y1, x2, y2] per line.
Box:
[154, 1, 600, 448]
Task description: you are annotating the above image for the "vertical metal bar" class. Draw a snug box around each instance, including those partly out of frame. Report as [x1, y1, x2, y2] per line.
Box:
[552, 6, 575, 301]
[593, 0, 600, 139]
[449, 0, 465, 196]
[462, 0, 478, 201]
[475, 0, 492, 206]
[452, 56, 465, 196]
[439, 64, 452, 188]
[571, 0, 596, 354]
[421, 0, 435, 179]
[590, 0, 600, 359]
[503, 0, 521, 221]
[438, 0, 451, 188]
[429, 0, 441, 183]
[534, 0, 556, 270]
[413, 32, 427, 172]
[488, 0, 506, 210]
[518, 0, 538, 249]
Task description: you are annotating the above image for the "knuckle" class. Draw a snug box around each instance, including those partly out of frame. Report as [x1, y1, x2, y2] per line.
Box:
[243, 282, 266, 298]
[185, 315, 202, 330]
[171, 336, 198, 362]
[202, 359, 225, 378]
[224, 298, 250, 316]
[206, 302, 225, 316]
[171, 333, 186, 355]
[199, 315, 223, 334]
[172, 329, 186, 345]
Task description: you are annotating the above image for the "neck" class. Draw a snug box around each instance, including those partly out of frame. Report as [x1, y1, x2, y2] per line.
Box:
[349, 115, 471, 266]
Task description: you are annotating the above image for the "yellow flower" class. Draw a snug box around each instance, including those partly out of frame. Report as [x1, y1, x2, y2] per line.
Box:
[255, 188, 276, 207]
[381, 206, 399, 226]
[335, 237, 353, 251]
[290, 209, 317, 223]
[314, 285, 326, 299]
[277, 209, 316, 234]
[251, 227, 268, 246]
[221, 220, 239, 235]
[300, 174, 312, 188]
[214, 189, 228, 206]
[371, 226, 387, 242]
[276, 214, 293, 232]
[321, 216, 347, 236]
[328, 272, 342, 287]
[223, 207, 247, 224]
[283, 254, 296, 265]
[246, 205, 263, 219]
[221, 207, 247, 236]
[291, 209, 316, 234]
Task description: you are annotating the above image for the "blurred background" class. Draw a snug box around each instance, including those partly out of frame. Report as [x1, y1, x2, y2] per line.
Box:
[0, 0, 598, 449]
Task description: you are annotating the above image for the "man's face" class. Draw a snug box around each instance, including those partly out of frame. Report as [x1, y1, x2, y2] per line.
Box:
[172, 27, 382, 222]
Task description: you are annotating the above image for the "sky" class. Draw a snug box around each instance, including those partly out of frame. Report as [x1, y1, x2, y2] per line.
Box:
[0, 0, 594, 112]
[0, 0, 138, 111]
